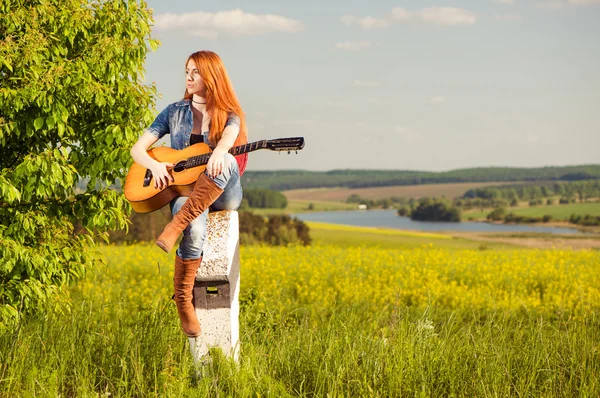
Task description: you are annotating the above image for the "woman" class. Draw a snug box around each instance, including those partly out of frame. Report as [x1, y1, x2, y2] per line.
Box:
[130, 50, 248, 338]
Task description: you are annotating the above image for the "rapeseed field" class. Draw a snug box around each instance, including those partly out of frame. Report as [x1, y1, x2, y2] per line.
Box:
[1, 236, 599, 397]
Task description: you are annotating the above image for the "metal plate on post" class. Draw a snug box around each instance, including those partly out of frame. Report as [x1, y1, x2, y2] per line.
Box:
[194, 281, 231, 309]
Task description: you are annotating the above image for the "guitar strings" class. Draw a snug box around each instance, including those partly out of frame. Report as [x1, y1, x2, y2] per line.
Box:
[182, 140, 276, 169]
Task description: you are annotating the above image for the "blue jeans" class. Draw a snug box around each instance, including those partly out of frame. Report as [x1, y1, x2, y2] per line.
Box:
[169, 153, 243, 259]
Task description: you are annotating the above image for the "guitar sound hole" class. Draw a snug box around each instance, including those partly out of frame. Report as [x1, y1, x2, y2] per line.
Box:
[173, 161, 187, 173]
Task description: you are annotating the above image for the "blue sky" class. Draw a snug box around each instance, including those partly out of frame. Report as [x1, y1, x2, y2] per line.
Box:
[143, 0, 600, 171]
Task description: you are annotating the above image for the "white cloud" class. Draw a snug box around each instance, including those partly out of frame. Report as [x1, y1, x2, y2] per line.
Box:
[356, 16, 392, 29]
[494, 0, 515, 4]
[426, 96, 446, 104]
[535, 0, 600, 7]
[341, 15, 391, 29]
[413, 7, 478, 26]
[495, 13, 523, 21]
[340, 15, 356, 26]
[345, 7, 477, 29]
[353, 80, 381, 87]
[535, 1, 565, 7]
[494, 132, 543, 144]
[390, 8, 412, 21]
[154, 9, 305, 38]
[325, 100, 350, 107]
[335, 40, 372, 51]
[367, 97, 394, 105]
[567, 0, 600, 4]
[395, 126, 424, 142]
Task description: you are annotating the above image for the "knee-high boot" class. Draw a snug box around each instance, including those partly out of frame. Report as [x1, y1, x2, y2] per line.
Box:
[156, 173, 224, 253]
[173, 255, 202, 337]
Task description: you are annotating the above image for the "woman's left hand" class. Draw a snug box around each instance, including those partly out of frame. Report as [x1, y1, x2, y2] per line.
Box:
[206, 148, 226, 178]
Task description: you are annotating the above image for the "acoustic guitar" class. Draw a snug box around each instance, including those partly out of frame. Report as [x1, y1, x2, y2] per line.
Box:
[124, 137, 305, 213]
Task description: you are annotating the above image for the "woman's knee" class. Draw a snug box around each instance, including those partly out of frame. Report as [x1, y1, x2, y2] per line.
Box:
[209, 153, 238, 189]
[178, 221, 206, 258]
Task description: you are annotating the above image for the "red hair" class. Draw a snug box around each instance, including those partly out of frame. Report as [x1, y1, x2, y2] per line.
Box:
[183, 51, 248, 152]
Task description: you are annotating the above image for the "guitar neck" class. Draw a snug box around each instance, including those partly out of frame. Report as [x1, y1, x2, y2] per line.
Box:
[229, 140, 268, 157]
[187, 140, 268, 168]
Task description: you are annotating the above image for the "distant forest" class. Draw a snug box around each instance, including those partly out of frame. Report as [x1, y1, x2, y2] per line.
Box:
[240, 165, 600, 191]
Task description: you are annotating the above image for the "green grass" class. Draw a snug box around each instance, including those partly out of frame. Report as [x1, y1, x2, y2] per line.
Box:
[4, 299, 598, 397]
[463, 201, 600, 220]
[307, 221, 516, 250]
[247, 199, 356, 215]
[1, 235, 598, 396]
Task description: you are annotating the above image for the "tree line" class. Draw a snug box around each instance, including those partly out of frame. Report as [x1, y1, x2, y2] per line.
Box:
[241, 167, 600, 190]
[108, 208, 310, 246]
[240, 189, 287, 209]
[347, 180, 600, 213]
[462, 180, 600, 203]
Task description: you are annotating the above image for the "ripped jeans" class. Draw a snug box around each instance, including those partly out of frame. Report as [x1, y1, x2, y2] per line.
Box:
[169, 153, 243, 259]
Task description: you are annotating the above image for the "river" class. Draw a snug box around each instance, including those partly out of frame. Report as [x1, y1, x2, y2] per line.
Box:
[295, 209, 583, 234]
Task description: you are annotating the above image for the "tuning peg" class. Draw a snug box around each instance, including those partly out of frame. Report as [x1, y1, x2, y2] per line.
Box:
[288, 150, 291, 154]
[295, 151, 298, 154]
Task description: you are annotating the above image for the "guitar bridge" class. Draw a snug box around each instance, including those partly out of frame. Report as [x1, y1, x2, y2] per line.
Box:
[143, 169, 152, 187]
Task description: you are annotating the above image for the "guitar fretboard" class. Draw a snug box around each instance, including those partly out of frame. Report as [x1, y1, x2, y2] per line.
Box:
[185, 140, 268, 169]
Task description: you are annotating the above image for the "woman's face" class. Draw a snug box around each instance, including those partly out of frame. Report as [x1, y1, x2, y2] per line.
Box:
[185, 59, 206, 97]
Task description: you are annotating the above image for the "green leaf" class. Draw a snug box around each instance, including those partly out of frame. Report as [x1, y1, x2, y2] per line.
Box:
[34, 118, 44, 130]
[46, 116, 56, 129]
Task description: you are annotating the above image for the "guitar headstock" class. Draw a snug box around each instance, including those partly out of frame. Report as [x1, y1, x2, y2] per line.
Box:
[265, 137, 305, 152]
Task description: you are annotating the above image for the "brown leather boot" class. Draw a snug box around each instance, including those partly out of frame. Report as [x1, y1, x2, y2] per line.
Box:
[173, 255, 202, 337]
[156, 173, 224, 253]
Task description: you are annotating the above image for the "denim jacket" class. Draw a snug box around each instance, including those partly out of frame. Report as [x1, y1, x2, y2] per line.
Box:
[145, 99, 247, 174]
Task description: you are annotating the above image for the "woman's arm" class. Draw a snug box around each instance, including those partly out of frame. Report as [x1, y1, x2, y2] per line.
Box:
[130, 132, 174, 189]
[206, 119, 240, 178]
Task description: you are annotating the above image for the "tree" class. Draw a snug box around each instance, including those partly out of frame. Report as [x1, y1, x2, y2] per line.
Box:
[410, 198, 461, 222]
[0, 0, 158, 327]
[397, 206, 411, 217]
[244, 189, 288, 209]
[486, 207, 506, 222]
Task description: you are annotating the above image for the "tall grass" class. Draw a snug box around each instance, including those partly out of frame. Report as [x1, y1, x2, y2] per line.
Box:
[1, 242, 599, 397]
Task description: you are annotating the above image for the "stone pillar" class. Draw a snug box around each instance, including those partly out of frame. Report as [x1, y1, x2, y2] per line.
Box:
[188, 210, 240, 364]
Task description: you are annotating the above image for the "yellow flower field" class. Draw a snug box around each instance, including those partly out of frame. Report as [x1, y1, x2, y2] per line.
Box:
[80, 243, 600, 319]
[5, 239, 600, 397]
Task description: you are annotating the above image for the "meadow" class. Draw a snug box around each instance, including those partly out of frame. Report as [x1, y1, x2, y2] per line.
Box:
[249, 199, 357, 215]
[1, 223, 599, 397]
[462, 201, 600, 221]
[282, 182, 532, 203]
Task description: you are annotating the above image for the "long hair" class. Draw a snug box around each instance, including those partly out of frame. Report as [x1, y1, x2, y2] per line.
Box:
[183, 51, 247, 148]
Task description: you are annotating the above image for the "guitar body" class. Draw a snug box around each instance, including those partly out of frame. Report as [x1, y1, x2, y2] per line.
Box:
[124, 143, 210, 213]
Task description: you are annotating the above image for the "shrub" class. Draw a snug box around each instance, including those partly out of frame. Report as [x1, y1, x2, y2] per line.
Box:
[239, 211, 311, 246]
[244, 189, 288, 209]
[410, 198, 461, 222]
[504, 213, 543, 224]
[486, 207, 506, 221]
[397, 206, 411, 217]
[569, 214, 600, 226]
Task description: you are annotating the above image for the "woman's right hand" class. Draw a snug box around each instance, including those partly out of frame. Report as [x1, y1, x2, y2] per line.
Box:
[150, 161, 174, 190]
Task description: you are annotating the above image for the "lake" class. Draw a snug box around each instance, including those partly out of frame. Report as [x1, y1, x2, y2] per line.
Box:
[295, 210, 584, 234]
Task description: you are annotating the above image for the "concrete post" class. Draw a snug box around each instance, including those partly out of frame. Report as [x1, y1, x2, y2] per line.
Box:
[188, 210, 240, 364]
